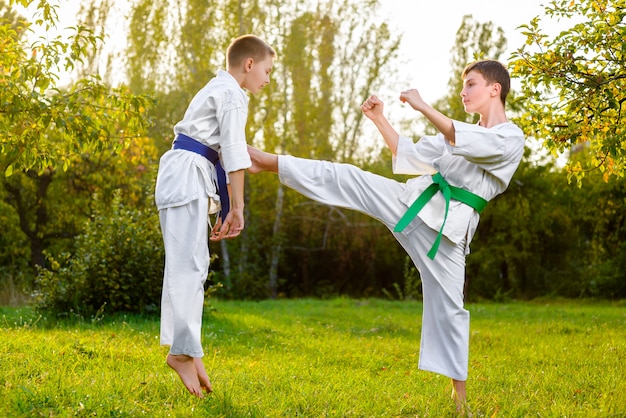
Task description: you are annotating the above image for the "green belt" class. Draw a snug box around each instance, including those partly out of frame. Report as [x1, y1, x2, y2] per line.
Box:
[393, 172, 488, 260]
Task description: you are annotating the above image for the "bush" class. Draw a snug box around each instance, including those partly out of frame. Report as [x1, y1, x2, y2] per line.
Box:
[32, 193, 165, 317]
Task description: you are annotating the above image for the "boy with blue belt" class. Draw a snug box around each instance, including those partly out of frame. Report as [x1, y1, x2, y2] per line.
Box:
[248, 60, 525, 413]
[155, 34, 275, 397]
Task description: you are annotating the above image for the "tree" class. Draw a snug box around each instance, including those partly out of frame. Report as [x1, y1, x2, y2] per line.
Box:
[0, 0, 155, 273]
[512, 0, 626, 184]
[1, 0, 154, 177]
[0, 0, 160, 313]
[1, 134, 159, 270]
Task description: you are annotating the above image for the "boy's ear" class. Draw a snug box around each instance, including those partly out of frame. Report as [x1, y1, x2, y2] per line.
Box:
[244, 57, 254, 73]
[490, 82, 501, 98]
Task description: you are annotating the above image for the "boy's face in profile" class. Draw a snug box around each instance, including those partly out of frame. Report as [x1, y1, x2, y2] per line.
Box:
[242, 55, 274, 94]
[460, 70, 499, 114]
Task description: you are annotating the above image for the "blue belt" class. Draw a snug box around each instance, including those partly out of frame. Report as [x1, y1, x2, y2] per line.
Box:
[173, 134, 229, 223]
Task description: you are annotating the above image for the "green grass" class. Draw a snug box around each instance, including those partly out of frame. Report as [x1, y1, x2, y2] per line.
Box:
[1, 299, 624, 417]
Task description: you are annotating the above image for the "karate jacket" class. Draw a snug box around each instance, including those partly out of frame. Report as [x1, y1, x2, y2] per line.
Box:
[155, 71, 252, 212]
[393, 120, 525, 252]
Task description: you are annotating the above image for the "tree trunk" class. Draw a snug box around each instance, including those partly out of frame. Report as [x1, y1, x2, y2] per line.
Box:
[268, 184, 284, 298]
[3, 170, 53, 269]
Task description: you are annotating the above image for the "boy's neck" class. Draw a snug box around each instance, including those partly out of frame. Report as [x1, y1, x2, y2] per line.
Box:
[227, 68, 245, 88]
[478, 106, 508, 128]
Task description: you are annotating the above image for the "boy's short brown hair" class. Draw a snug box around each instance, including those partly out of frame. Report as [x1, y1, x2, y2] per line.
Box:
[227, 35, 276, 68]
[462, 60, 510, 105]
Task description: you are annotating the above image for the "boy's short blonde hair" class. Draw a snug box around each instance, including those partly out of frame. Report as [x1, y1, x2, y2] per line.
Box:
[227, 35, 276, 68]
[462, 60, 510, 105]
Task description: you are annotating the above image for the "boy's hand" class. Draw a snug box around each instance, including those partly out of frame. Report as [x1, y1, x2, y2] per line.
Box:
[361, 94, 400, 155]
[361, 95, 384, 120]
[210, 209, 244, 241]
[400, 89, 426, 111]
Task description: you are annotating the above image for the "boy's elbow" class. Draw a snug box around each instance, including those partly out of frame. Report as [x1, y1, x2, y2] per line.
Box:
[445, 121, 456, 145]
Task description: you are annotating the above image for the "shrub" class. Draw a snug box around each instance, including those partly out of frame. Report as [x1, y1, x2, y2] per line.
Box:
[33, 192, 165, 317]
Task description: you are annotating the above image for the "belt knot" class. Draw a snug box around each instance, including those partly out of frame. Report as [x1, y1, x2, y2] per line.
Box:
[394, 172, 488, 259]
[173, 134, 229, 223]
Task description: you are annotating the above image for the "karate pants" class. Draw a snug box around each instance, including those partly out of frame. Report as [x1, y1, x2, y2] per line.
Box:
[279, 155, 470, 381]
[158, 196, 209, 358]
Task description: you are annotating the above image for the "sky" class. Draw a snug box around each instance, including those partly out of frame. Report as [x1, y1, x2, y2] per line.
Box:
[377, 0, 551, 101]
[41, 0, 554, 102]
[36, 0, 569, 126]
[41, 0, 553, 90]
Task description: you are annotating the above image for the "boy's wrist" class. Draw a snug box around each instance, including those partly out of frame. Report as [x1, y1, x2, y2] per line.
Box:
[370, 114, 387, 124]
[230, 202, 245, 210]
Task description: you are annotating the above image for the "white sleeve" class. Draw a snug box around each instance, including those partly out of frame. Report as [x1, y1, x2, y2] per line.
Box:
[392, 135, 438, 175]
[218, 102, 252, 174]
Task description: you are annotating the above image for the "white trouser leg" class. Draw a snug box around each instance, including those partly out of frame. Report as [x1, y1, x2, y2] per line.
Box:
[279, 155, 469, 380]
[278, 155, 407, 227]
[159, 197, 209, 358]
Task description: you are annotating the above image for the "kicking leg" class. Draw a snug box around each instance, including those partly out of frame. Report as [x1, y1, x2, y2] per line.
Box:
[249, 146, 406, 229]
[167, 354, 203, 398]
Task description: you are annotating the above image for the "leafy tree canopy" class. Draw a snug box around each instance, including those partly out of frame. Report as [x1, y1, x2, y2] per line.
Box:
[0, 0, 155, 178]
[512, 0, 626, 184]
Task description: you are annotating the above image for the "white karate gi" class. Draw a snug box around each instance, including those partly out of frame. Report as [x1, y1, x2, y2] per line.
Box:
[155, 70, 252, 357]
[279, 120, 525, 380]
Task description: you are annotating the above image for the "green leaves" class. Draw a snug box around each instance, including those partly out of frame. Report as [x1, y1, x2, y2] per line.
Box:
[33, 192, 165, 316]
[0, 0, 155, 178]
[512, 0, 626, 183]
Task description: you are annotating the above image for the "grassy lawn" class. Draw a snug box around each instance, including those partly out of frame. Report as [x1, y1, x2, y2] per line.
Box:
[0, 298, 624, 417]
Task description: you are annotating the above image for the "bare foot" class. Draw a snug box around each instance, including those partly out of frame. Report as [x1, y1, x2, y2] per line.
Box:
[194, 357, 213, 393]
[247, 145, 278, 174]
[166, 354, 203, 398]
